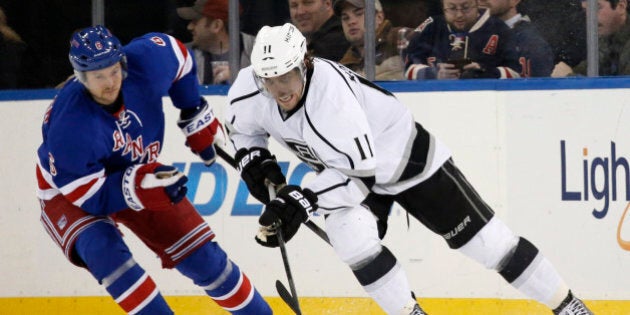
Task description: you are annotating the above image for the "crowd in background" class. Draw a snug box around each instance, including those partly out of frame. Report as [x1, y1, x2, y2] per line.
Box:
[0, 0, 627, 89]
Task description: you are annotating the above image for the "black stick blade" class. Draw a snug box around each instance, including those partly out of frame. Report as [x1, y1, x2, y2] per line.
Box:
[275, 280, 302, 315]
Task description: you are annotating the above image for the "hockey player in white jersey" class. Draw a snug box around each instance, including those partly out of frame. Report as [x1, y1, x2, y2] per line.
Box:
[225, 23, 594, 315]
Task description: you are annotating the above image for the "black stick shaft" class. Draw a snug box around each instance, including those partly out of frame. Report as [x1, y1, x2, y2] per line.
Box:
[276, 228, 301, 314]
[269, 185, 302, 315]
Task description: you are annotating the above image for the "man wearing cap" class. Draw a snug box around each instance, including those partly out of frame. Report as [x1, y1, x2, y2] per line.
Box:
[335, 0, 412, 80]
[289, 0, 350, 61]
[177, 0, 255, 84]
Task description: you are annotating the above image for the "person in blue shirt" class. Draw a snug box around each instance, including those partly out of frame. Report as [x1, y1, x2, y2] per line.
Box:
[35, 25, 271, 315]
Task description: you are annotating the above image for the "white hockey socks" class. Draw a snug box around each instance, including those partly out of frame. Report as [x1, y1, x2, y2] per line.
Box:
[510, 253, 570, 309]
[362, 262, 415, 315]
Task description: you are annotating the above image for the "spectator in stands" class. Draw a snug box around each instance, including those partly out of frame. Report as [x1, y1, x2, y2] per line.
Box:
[571, 0, 630, 76]
[0, 6, 25, 89]
[479, 0, 553, 77]
[335, 0, 412, 80]
[405, 0, 521, 80]
[177, 0, 254, 84]
[289, 0, 349, 61]
[519, 0, 587, 77]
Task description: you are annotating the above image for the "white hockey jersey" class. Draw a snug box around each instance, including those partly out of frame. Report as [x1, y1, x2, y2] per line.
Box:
[225, 58, 451, 214]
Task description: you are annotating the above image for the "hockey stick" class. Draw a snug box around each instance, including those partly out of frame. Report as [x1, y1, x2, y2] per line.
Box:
[268, 184, 302, 315]
[215, 145, 331, 245]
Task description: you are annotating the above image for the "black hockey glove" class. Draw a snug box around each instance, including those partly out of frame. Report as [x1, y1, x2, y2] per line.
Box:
[255, 185, 318, 248]
[361, 193, 395, 239]
[235, 147, 286, 204]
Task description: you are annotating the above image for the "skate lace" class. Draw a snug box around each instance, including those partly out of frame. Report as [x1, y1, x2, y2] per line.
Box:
[560, 298, 593, 315]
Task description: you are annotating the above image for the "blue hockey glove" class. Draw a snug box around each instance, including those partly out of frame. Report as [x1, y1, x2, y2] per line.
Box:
[255, 185, 317, 248]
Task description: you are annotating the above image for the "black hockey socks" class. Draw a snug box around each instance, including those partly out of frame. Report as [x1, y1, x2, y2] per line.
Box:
[498, 237, 539, 282]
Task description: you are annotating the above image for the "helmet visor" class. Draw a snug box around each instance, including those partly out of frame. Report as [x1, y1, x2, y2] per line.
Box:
[254, 62, 306, 99]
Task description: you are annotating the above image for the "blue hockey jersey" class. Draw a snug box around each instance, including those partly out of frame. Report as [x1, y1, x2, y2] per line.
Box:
[404, 10, 520, 79]
[36, 33, 202, 216]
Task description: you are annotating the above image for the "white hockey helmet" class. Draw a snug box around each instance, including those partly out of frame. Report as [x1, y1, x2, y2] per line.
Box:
[251, 23, 307, 78]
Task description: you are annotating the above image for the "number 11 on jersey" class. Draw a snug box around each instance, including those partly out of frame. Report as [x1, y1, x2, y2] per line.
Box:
[354, 134, 374, 160]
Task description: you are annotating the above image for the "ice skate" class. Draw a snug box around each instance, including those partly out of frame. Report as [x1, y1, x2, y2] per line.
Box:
[553, 291, 594, 315]
[401, 297, 427, 315]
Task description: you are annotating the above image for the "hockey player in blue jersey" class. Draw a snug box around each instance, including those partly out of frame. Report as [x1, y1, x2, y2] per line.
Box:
[405, 0, 521, 80]
[35, 25, 272, 315]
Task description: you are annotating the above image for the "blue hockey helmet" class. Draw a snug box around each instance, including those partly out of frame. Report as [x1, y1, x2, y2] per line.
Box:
[69, 25, 125, 72]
